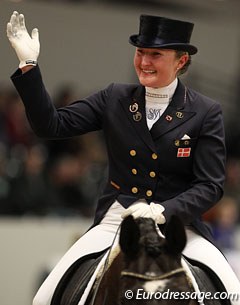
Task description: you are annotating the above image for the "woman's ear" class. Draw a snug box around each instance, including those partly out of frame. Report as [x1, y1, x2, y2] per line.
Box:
[177, 53, 189, 70]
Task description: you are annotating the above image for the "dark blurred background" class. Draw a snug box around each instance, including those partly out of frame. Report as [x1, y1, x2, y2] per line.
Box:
[1, 0, 240, 304]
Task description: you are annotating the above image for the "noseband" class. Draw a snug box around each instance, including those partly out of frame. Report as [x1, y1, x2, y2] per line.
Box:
[121, 267, 186, 281]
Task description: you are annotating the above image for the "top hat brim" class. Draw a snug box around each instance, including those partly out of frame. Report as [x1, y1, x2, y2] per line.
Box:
[129, 35, 198, 55]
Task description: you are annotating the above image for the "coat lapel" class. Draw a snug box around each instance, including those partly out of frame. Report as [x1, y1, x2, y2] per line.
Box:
[119, 86, 157, 152]
[150, 81, 196, 140]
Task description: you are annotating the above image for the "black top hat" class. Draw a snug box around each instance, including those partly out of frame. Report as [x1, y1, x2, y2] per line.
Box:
[129, 15, 198, 55]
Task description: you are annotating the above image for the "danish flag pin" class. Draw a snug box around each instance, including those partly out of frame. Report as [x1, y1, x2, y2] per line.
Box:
[177, 147, 191, 157]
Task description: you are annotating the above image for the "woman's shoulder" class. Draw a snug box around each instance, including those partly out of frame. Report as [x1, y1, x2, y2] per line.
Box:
[187, 86, 221, 110]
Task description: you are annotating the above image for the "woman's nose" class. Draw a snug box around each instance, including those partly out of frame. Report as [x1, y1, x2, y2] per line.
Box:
[141, 54, 151, 66]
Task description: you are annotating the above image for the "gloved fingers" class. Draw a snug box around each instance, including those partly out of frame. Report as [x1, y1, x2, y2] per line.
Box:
[11, 12, 20, 35]
[6, 22, 13, 39]
[148, 203, 166, 224]
[132, 210, 147, 219]
[8, 12, 30, 37]
[121, 203, 140, 218]
[122, 202, 165, 221]
[31, 28, 39, 41]
[19, 14, 26, 31]
[149, 202, 165, 215]
[130, 208, 150, 219]
[121, 208, 133, 219]
[10, 11, 18, 28]
[121, 205, 146, 219]
[7, 12, 16, 39]
[7, 12, 19, 40]
[155, 214, 166, 224]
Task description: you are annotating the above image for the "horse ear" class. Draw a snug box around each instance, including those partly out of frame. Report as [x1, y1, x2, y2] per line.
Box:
[119, 215, 140, 257]
[165, 215, 186, 255]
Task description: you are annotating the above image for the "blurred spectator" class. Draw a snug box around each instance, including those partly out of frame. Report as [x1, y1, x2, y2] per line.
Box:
[0, 82, 107, 218]
[46, 153, 91, 217]
[45, 84, 83, 161]
[211, 196, 239, 250]
[224, 158, 240, 213]
[4, 89, 34, 148]
[203, 196, 240, 278]
[0, 84, 10, 145]
[0, 143, 11, 211]
[6, 144, 48, 215]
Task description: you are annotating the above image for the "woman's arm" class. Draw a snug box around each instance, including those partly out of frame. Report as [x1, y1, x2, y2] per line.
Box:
[8, 11, 110, 139]
[11, 65, 111, 138]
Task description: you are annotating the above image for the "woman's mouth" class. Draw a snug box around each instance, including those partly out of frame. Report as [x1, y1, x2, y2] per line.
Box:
[141, 69, 156, 74]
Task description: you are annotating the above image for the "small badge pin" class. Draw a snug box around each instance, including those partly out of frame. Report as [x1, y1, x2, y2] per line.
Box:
[176, 111, 184, 119]
[175, 140, 180, 147]
[133, 111, 142, 122]
[165, 115, 173, 122]
[129, 102, 138, 113]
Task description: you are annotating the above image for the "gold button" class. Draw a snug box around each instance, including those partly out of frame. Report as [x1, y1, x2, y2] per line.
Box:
[132, 187, 138, 194]
[146, 190, 153, 197]
[130, 150, 136, 156]
[132, 168, 137, 175]
[149, 171, 156, 178]
[152, 153, 158, 160]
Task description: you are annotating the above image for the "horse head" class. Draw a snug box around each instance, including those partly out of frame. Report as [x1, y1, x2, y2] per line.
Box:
[118, 215, 193, 304]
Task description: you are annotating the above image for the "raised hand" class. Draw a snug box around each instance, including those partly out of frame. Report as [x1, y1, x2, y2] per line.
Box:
[7, 11, 40, 68]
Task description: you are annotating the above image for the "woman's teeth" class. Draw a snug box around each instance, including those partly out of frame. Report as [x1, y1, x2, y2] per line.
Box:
[142, 70, 156, 74]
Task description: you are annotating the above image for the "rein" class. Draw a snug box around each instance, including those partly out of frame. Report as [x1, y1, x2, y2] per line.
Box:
[121, 267, 185, 281]
[89, 224, 121, 305]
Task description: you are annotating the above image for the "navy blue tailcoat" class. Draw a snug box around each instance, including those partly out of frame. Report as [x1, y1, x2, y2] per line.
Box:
[11, 66, 226, 242]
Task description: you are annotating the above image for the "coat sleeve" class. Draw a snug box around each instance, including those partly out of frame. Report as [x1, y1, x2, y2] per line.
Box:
[11, 65, 112, 138]
[160, 102, 226, 225]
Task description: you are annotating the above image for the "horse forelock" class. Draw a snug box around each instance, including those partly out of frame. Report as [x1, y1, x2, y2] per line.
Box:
[135, 218, 165, 257]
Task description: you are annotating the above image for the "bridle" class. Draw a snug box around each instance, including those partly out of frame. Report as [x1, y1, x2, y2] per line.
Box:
[121, 267, 186, 281]
[121, 267, 194, 305]
[121, 266, 194, 299]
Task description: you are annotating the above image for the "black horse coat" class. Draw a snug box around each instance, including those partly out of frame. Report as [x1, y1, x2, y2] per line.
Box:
[11, 66, 226, 241]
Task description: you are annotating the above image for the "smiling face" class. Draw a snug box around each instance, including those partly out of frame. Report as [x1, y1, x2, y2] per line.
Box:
[134, 48, 189, 88]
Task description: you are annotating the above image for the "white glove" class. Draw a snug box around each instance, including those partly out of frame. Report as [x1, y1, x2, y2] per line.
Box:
[7, 11, 40, 68]
[121, 201, 166, 224]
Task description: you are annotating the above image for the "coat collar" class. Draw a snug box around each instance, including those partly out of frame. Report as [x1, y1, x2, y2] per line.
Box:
[133, 79, 187, 109]
[150, 81, 196, 140]
[119, 80, 196, 150]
